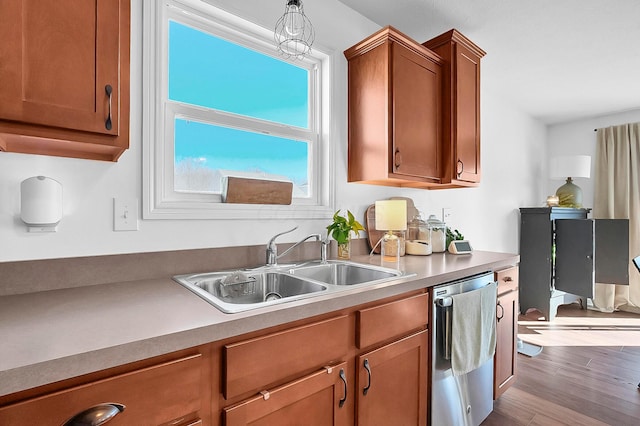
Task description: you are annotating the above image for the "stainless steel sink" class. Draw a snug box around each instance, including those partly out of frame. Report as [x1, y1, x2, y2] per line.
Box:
[287, 260, 401, 285]
[173, 260, 411, 314]
[173, 271, 327, 313]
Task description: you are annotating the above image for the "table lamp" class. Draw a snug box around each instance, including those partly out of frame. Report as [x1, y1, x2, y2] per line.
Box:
[550, 155, 591, 208]
[375, 199, 407, 267]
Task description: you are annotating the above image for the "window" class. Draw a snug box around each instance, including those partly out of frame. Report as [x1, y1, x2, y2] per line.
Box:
[143, 0, 333, 219]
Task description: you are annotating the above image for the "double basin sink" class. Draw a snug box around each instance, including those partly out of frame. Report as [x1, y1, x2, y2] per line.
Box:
[173, 260, 412, 313]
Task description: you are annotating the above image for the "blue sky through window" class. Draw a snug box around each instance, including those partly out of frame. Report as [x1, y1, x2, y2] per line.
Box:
[169, 20, 311, 196]
[169, 21, 309, 128]
[175, 119, 308, 182]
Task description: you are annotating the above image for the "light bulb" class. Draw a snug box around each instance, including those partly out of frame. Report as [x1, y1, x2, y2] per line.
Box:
[284, 5, 303, 37]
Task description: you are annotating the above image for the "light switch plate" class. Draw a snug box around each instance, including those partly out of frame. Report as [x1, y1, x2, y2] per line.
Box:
[114, 198, 139, 231]
[442, 207, 454, 224]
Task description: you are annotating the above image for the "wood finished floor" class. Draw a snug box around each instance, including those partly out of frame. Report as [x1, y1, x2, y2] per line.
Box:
[482, 304, 640, 426]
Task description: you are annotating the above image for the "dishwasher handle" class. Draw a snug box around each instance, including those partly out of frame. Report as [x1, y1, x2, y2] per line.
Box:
[435, 298, 453, 360]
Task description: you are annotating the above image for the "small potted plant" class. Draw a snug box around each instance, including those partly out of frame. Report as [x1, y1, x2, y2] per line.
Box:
[326, 210, 365, 260]
[446, 227, 464, 250]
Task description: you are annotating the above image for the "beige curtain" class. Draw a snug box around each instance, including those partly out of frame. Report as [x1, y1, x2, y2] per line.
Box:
[592, 122, 640, 313]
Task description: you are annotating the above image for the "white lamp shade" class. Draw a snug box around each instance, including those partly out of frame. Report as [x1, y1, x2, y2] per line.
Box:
[550, 155, 591, 179]
[375, 200, 407, 231]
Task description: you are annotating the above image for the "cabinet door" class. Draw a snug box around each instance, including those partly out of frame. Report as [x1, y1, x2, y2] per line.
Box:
[555, 219, 595, 298]
[423, 29, 485, 187]
[555, 218, 629, 297]
[391, 43, 442, 182]
[224, 362, 349, 426]
[356, 330, 428, 426]
[518, 210, 554, 314]
[0, 0, 121, 135]
[454, 42, 482, 183]
[594, 219, 629, 285]
[494, 268, 518, 400]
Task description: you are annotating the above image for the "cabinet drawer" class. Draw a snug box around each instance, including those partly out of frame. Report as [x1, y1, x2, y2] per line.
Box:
[224, 362, 349, 426]
[495, 266, 519, 295]
[224, 315, 349, 399]
[0, 354, 203, 425]
[357, 293, 429, 349]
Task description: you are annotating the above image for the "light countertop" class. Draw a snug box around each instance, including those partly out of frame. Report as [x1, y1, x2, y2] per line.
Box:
[0, 251, 518, 397]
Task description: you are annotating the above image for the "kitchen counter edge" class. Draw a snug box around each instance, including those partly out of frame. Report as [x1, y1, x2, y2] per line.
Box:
[0, 251, 518, 397]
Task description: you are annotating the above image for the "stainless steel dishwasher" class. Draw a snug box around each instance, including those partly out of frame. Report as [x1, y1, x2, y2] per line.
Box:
[431, 272, 496, 426]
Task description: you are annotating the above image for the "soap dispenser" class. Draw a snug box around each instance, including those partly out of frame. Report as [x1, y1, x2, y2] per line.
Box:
[20, 176, 63, 232]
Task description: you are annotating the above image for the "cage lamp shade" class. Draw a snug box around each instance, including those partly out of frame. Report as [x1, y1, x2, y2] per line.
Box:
[375, 200, 407, 231]
[274, 0, 315, 59]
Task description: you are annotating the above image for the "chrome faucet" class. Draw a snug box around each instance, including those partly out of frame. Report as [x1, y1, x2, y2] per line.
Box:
[266, 226, 322, 266]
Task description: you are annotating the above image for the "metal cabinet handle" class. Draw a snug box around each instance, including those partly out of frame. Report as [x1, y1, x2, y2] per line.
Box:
[496, 300, 504, 322]
[339, 368, 347, 408]
[105, 85, 113, 130]
[63, 403, 125, 426]
[457, 159, 464, 177]
[503, 276, 513, 282]
[394, 149, 402, 169]
[363, 359, 372, 395]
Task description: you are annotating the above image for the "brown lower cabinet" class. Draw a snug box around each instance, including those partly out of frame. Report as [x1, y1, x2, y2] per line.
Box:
[222, 292, 430, 426]
[356, 330, 428, 425]
[1, 281, 518, 425]
[494, 266, 519, 399]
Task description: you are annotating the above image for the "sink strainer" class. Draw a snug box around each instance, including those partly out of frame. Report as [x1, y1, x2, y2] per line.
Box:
[264, 292, 283, 302]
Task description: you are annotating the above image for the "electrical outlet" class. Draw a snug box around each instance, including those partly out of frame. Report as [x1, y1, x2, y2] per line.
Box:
[442, 207, 453, 225]
[114, 198, 139, 231]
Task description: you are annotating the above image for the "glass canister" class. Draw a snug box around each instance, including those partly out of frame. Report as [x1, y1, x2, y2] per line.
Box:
[427, 215, 446, 252]
[407, 213, 428, 241]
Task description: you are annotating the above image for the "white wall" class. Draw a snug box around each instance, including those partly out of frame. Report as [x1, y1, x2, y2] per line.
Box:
[546, 108, 640, 209]
[0, 0, 544, 262]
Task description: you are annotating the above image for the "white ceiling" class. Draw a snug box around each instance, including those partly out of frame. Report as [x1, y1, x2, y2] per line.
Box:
[337, 0, 640, 124]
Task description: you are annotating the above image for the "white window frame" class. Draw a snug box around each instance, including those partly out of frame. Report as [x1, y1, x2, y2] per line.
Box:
[142, 0, 334, 219]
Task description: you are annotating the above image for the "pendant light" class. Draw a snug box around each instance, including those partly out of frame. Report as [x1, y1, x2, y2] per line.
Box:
[274, 0, 315, 60]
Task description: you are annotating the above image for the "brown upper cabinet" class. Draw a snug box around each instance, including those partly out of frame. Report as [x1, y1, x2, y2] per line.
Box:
[344, 26, 444, 188]
[0, 0, 131, 161]
[423, 29, 486, 186]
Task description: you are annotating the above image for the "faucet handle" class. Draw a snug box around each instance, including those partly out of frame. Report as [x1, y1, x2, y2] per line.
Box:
[267, 226, 298, 247]
[266, 226, 298, 266]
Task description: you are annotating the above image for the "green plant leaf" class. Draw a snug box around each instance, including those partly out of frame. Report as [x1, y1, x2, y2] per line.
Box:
[327, 209, 365, 244]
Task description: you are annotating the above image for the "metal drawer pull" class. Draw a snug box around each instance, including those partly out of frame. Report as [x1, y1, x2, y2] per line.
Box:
[105, 84, 113, 130]
[339, 368, 347, 408]
[363, 359, 372, 395]
[503, 276, 513, 282]
[394, 149, 402, 168]
[496, 300, 504, 322]
[63, 403, 125, 426]
[457, 159, 464, 176]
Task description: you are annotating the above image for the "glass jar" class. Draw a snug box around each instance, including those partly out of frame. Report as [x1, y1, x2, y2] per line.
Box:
[407, 213, 427, 241]
[427, 215, 446, 252]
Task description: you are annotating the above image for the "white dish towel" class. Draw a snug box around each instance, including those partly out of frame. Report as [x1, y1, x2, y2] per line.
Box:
[450, 282, 497, 376]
